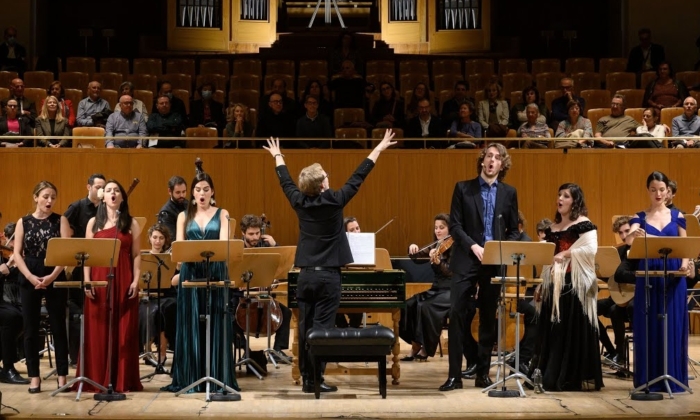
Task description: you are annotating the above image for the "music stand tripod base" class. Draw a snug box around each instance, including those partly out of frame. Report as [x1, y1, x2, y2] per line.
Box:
[630, 391, 663, 401]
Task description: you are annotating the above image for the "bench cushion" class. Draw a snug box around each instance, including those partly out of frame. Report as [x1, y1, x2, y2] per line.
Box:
[306, 326, 395, 346]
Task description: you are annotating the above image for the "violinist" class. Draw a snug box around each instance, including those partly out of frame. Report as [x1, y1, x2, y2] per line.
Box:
[0, 222, 29, 384]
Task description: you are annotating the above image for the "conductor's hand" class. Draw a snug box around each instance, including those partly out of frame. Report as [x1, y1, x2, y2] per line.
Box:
[128, 281, 139, 299]
[471, 244, 484, 261]
[408, 244, 419, 254]
[263, 137, 282, 157]
[374, 128, 397, 152]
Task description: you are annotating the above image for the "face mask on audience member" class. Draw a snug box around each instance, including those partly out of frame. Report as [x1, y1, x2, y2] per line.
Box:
[201, 90, 212, 100]
[7, 36, 16, 46]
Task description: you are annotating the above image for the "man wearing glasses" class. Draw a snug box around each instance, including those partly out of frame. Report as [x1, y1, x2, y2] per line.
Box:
[105, 95, 148, 148]
[593, 94, 639, 148]
[550, 77, 586, 130]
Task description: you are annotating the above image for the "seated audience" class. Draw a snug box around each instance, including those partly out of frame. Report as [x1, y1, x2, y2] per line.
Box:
[518, 103, 551, 149]
[477, 82, 509, 138]
[440, 81, 473, 132]
[627, 28, 665, 74]
[671, 96, 700, 148]
[406, 98, 444, 148]
[263, 78, 299, 119]
[634, 107, 666, 148]
[1, 78, 36, 126]
[224, 103, 254, 148]
[42, 81, 75, 127]
[190, 82, 225, 136]
[406, 82, 431, 121]
[370, 82, 405, 129]
[0, 98, 32, 146]
[300, 79, 332, 121]
[76, 81, 111, 127]
[145, 95, 185, 149]
[257, 93, 295, 139]
[36, 95, 71, 147]
[329, 60, 366, 109]
[0, 27, 26, 75]
[594, 94, 639, 148]
[105, 95, 147, 148]
[550, 77, 586, 129]
[642, 62, 688, 110]
[115, 81, 149, 122]
[296, 94, 332, 148]
[153, 81, 188, 126]
[510, 86, 548, 129]
[555, 100, 593, 148]
[448, 102, 482, 148]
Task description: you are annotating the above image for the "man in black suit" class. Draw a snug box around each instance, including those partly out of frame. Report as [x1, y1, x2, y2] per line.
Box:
[440, 143, 520, 391]
[406, 98, 445, 148]
[263, 130, 396, 393]
[627, 28, 665, 74]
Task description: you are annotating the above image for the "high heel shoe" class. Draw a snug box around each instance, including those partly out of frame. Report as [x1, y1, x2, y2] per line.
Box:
[400, 355, 415, 362]
[28, 383, 41, 394]
[414, 354, 428, 361]
[56, 379, 70, 393]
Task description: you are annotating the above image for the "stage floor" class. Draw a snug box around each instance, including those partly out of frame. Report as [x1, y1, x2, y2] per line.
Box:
[2, 335, 700, 419]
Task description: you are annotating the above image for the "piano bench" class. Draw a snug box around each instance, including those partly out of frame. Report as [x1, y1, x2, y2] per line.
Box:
[306, 326, 395, 399]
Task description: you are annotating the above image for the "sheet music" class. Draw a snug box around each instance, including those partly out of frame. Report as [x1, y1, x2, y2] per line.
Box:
[346, 232, 375, 266]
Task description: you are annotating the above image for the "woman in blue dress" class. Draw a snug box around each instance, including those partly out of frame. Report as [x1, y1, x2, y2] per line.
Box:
[626, 171, 689, 393]
[162, 171, 238, 393]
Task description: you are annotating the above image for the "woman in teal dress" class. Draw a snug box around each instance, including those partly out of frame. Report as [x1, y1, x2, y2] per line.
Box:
[162, 172, 238, 393]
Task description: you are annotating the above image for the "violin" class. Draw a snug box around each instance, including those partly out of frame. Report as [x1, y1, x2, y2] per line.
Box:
[430, 236, 454, 264]
[1, 244, 12, 260]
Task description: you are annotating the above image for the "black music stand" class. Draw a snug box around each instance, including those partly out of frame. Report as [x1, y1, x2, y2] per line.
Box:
[629, 237, 700, 400]
[482, 240, 554, 397]
[139, 252, 177, 380]
[230, 253, 281, 379]
[45, 238, 116, 400]
[243, 246, 297, 367]
[172, 239, 243, 402]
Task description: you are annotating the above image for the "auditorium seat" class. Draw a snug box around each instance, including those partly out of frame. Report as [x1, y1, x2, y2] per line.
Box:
[565, 58, 595, 75]
[229, 89, 260, 112]
[335, 127, 367, 149]
[263, 74, 295, 98]
[91, 72, 123, 91]
[572, 72, 601, 91]
[366, 60, 395, 77]
[194, 89, 225, 103]
[334, 108, 365, 129]
[72, 127, 105, 148]
[535, 72, 564, 94]
[598, 58, 628, 80]
[66, 57, 96, 75]
[166, 59, 196, 80]
[64, 89, 84, 109]
[371, 127, 403, 148]
[399, 73, 430, 92]
[624, 108, 644, 124]
[172, 89, 191, 115]
[99, 58, 130, 78]
[399, 60, 429, 77]
[266, 59, 295, 77]
[531, 59, 560, 76]
[468, 73, 493, 98]
[580, 90, 611, 116]
[438, 89, 452, 114]
[133, 58, 163, 76]
[129, 74, 158, 94]
[161, 73, 193, 92]
[0, 87, 9, 103]
[101, 89, 119, 110]
[510, 91, 522, 106]
[185, 126, 218, 149]
[676, 71, 700, 91]
[0, 71, 19, 87]
[606, 72, 636, 94]
[640, 72, 656, 90]
[433, 74, 464, 94]
[660, 107, 684, 130]
[498, 59, 527, 75]
[23, 88, 47, 108]
[233, 59, 262, 78]
[502, 73, 533, 98]
[200, 59, 230, 77]
[59, 72, 90, 96]
[196, 74, 227, 94]
[230, 74, 261, 91]
[133, 90, 154, 115]
[432, 59, 462, 77]
[691, 90, 700, 104]
[587, 108, 612, 132]
[299, 60, 329, 79]
[616, 89, 645, 109]
[464, 59, 494, 77]
[23, 71, 54, 89]
[366, 73, 396, 90]
[544, 90, 559, 112]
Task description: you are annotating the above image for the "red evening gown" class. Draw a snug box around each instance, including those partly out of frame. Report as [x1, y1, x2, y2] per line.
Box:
[73, 226, 143, 393]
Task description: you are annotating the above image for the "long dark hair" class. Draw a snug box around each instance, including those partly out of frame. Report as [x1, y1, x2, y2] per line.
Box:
[93, 179, 132, 233]
[184, 172, 216, 229]
[554, 183, 588, 223]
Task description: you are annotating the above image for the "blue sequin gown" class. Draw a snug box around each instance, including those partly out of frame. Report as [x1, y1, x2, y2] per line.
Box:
[162, 208, 238, 392]
[630, 210, 688, 392]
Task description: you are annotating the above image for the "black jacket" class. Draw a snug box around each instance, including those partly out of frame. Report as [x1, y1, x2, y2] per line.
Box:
[627, 43, 665, 74]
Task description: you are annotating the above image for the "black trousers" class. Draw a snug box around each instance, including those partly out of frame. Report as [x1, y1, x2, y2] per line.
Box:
[297, 267, 341, 381]
[516, 299, 537, 364]
[0, 301, 23, 370]
[597, 297, 632, 356]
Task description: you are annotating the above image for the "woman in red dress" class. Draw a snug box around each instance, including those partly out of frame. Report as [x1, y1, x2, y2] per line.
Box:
[76, 179, 143, 393]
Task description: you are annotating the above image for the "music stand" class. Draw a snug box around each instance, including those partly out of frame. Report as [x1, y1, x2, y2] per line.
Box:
[482, 240, 555, 397]
[230, 253, 281, 378]
[171, 239, 243, 402]
[243, 246, 296, 367]
[45, 238, 118, 400]
[139, 252, 177, 380]
[629, 237, 700, 399]
[134, 217, 147, 231]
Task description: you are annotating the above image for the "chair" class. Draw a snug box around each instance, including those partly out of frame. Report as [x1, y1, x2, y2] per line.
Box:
[161, 73, 192, 92]
[616, 89, 645, 109]
[580, 90, 611, 116]
[535, 72, 565, 94]
[91, 72, 123, 91]
[129, 74, 159, 94]
[468, 73, 494, 98]
[334, 108, 365, 129]
[299, 60, 329, 79]
[544, 90, 560, 112]
[196, 74, 227, 94]
[640, 72, 656, 90]
[624, 108, 644, 124]
[0, 71, 19, 87]
[498, 59, 527, 75]
[474, 90, 485, 104]
[606, 72, 636, 94]
[599, 58, 628, 80]
[676, 71, 700, 91]
[565, 58, 595, 75]
[433, 74, 464, 93]
[502, 73, 533, 99]
[99, 58, 130, 78]
[65, 57, 96, 75]
[297, 75, 329, 99]
[133, 58, 163, 76]
[587, 108, 612, 133]
[691, 90, 700, 104]
[335, 128, 367, 148]
[531, 59, 561, 76]
[0, 87, 9, 103]
[64, 89, 84, 109]
[101, 89, 119, 110]
[185, 126, 218, 148]
[432, 59, 462, 76]
[660, 107, 684, 129]
[510, 91, 523, 106]
[72, 127, 106, 148]
[465, 59, 494, 76]
[399, 73, 430, 92]
[399, 60, 429, 76]
[572, 72, 600, 91]
[366, 74, 396, 90]
[166, 59, 195, 80]
[263, 74, 295, 98]
[438, 89, 452, 114]
[133, 90, 154, 115]
[59, 72, 90, 96]
[24, 71, 54, 89]
[366, 60, 395, 77]
[232, 59, 262, 77]
[24, 88, 47, 108]
[172, 89, 191, 115]
[371, 127, 404, 148]
[228, 89, 260, 112]
[265, 59, 295, 77]
[230, 74, 261, 91]
[200, 59, 230, 77]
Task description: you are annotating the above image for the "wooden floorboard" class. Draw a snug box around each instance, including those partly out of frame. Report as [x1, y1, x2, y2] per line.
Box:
[2, 335, 700, 419]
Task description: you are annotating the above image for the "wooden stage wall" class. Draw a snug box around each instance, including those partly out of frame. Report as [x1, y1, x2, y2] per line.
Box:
[2, 148, 700, 254]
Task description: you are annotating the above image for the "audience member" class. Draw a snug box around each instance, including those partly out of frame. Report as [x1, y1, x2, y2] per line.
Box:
[406, 82, 431, 121]
[153, 81, 188, 125]
[36, 95, 71, 147]
[440, 81, 473, 132]
[642, 62, 688, 110]
[105, 95, 147, 148]
[330, 32, 364, 76]
[76, 81, 111, 127]
[263, 78, 299, 118]
[370, 82, 405, 129]
[0, 98, 32, 146]
[42, 81, 75, 128]
[550, 77, 586, 129]
[145, 95, 186, 148]
[634, 107, 666, 148]
[477, 82, 509, 138]
[1, 78, 36, 126]
[115, 82, 149, 122]
[257, 92, 295, 139]
[554, 100, 592, 148]
[594, 94, 639, 148]
[0, 27, 26, 75]
[627, 28, 665, 74]
[296, 94, 332, 148]
[518, 103, 551, 149]
[329, 60, 366, 109]
[448, 102, 481, 148]
[189, 82, 226, 136]
[300, 79, 332, 121]
[671, 96, 700, 148]
[224, 103, 254, 148]
[406, 98, 444, 148]
[510, 86, 548, 129]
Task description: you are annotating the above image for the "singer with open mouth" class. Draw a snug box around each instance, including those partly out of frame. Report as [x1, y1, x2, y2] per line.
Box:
[439, 143, 519, 392]
[79, 179, 143, 393]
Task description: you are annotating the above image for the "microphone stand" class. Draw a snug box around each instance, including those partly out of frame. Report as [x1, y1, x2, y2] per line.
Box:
[95, 210, 126, 401]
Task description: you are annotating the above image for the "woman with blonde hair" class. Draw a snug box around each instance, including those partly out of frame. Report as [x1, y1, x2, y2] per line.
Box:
[36, 95, 71, 147]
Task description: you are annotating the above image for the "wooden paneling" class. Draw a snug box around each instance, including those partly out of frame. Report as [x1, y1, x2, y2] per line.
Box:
[427, 0, 491, 53]
[167, 0, 231, 51]
[3, 149, 700, 254]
